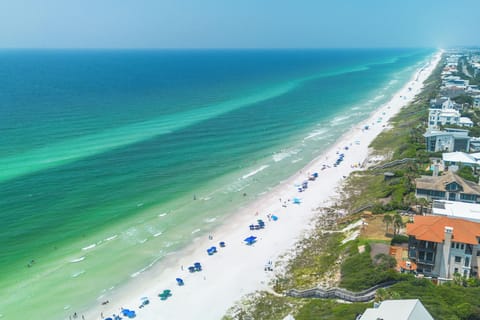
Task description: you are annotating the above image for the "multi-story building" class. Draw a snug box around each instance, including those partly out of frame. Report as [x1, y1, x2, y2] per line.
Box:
[428, 97, 472, 128]
[407, 215, 480, 281]
[424, 128, 470, 152]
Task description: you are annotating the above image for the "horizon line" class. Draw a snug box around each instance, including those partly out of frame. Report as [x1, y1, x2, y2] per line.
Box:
[0, 46, 444, 51]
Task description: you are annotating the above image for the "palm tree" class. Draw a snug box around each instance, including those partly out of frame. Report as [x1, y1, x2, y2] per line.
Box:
[383, 214, 393, 235]
[393, 214, 404, 235]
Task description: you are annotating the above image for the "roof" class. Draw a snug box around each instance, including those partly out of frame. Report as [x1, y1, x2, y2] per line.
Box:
[460, 117, 473, 125]
[423, 129, 469, 138]
[432, 200, 480, 223]
[359, 299, 434, 320]
[415, 171, 480, 195]
[442, 151, 480, 165]
[406, 215, 480, 244]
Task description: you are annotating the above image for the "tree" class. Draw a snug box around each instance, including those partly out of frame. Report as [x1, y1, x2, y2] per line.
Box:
[393, 214, 404, 235]
[383, 214, 393, 235]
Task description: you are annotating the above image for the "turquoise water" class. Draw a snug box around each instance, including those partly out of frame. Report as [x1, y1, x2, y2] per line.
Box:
[0, 49, 432, 319]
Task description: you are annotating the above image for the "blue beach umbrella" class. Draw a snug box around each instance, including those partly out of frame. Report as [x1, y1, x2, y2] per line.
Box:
[244, 236, 257, 245]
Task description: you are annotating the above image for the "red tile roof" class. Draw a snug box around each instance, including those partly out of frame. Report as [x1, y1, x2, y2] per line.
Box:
[407, 215, 480, 245]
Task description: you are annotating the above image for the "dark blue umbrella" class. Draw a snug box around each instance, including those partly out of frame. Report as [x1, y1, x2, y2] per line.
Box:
[244, 236, 257, 245]
[176, 277, 184, 286]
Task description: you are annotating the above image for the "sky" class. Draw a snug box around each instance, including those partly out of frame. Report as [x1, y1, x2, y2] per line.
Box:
[0, 0, 479, 49]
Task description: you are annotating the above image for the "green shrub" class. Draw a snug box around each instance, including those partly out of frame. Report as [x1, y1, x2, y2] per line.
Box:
[391, 234, 409, 245]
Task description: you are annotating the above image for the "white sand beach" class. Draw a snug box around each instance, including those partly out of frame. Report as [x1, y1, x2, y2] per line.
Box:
[84, 51, 442, 320]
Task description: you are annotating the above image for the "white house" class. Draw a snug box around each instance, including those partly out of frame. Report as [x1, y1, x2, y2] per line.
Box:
[424, 128, 470, 152]
[432, 200, 480, 223]
[428, 98, 471, 129]
[359, 299, 434, 320]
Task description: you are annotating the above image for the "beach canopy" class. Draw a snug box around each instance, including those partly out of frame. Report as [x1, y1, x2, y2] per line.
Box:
[176, 277, 184, 286]
[293, 198, 301, 204]
[271, 215, 278, 221]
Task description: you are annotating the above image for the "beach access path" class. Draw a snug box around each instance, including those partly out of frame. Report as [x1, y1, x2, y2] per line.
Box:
[84, 51, 442, 320]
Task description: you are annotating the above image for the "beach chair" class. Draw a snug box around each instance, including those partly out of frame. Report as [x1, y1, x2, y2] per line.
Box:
[194, 262, 202, 271]
[219, 241, 226, 247]
[188, 266, 196, 273]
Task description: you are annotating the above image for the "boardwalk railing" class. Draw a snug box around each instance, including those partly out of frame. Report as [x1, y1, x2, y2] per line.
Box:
[285, 281, 397, 303]
[370, 158, 416, 170]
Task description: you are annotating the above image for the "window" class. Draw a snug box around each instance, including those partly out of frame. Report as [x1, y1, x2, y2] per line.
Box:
[461, 244, 465, 250]
[426, 252, 434, 262]
[452, 242, 455, 248]
[464, 269, 468, 277]
[465, 256, 470, 267]
[419, 251, 425, 260]
[460, 194, 475, 201]
[455, 256, 462, 263]
[455, 267, 459, 274]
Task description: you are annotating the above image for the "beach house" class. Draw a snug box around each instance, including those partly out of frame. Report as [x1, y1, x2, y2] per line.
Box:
[442, 151, 480, 172]
[441, 75, 469, 98]
[431, 200, 480, 223]
[358, 299, 434, 320]
[415, 171, 480, 203]
[407, 215, 480, 280]
[474, 95, 480, 108]
[428, 97, 472, 129]
[424, 128, 470, 152]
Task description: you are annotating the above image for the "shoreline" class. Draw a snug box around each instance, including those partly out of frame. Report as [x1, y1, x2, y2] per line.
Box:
[82, 51, 442, 320]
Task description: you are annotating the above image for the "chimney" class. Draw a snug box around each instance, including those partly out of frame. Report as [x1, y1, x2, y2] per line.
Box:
[442, 226, 454, 279]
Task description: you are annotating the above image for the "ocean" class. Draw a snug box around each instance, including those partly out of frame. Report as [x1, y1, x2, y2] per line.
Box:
[0, 49, 433, 319]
